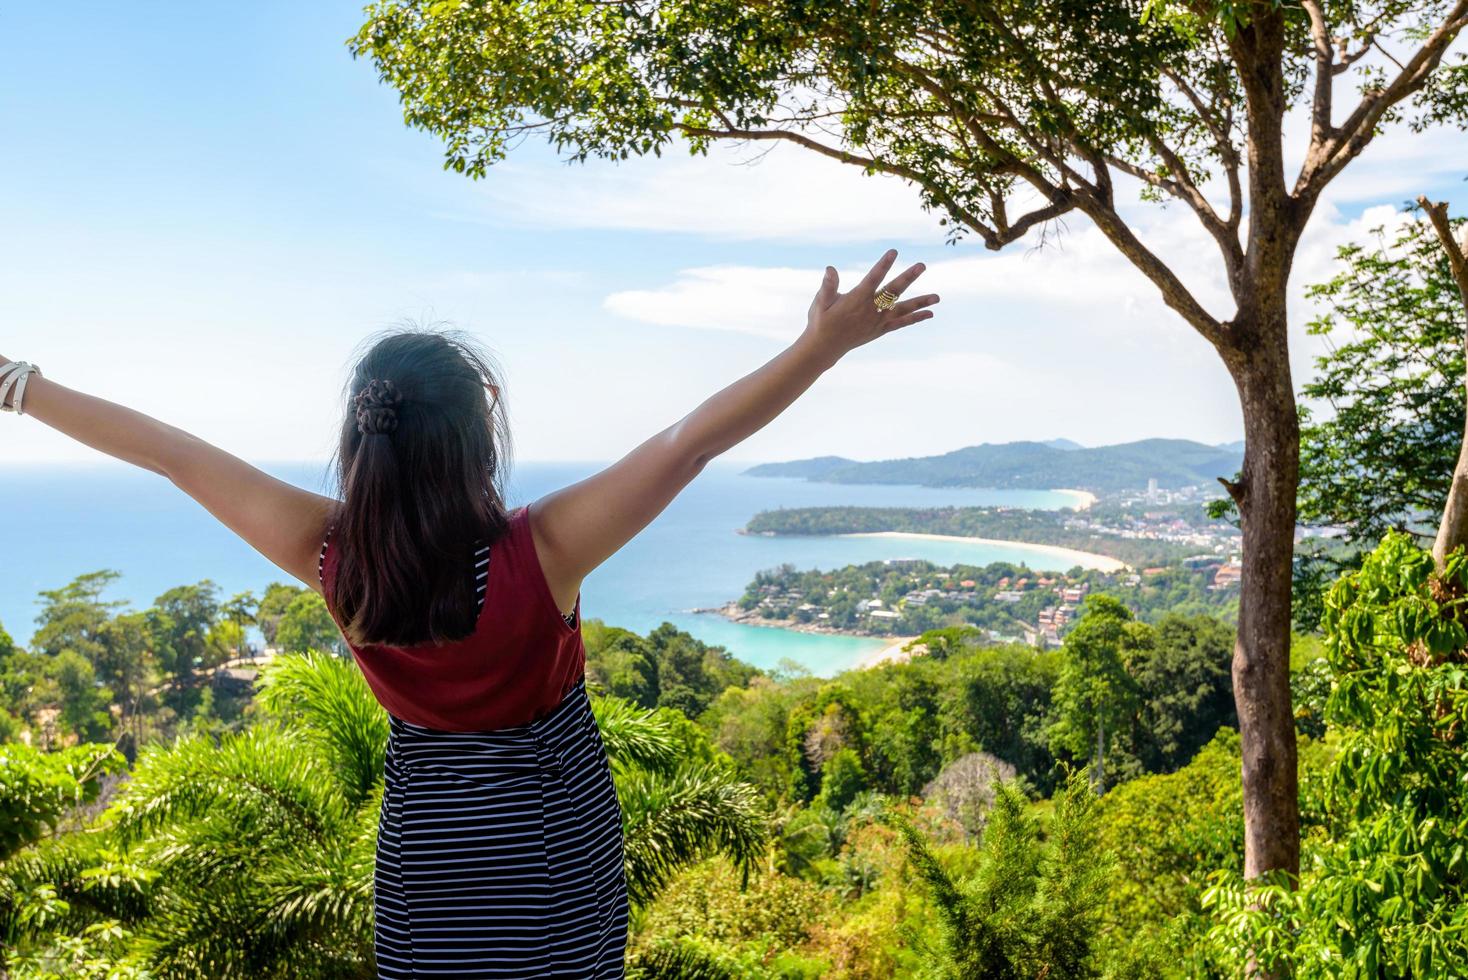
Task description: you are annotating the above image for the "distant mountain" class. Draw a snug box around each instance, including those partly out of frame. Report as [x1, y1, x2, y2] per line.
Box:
[1044, 438, 1085, 451]
[742, 438, 1243, 493]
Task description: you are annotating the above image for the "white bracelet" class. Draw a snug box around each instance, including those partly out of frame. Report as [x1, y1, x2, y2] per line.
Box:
[0, 361, 42, 415]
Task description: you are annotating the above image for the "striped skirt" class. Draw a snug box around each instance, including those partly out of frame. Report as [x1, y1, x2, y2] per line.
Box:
[374, 677, 629, 978]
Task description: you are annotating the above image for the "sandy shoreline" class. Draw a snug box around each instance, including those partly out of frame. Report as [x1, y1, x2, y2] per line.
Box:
[854, 636, 926, 669]
[839, 530, 1128, 572]
[1051, 487, 1098, 510]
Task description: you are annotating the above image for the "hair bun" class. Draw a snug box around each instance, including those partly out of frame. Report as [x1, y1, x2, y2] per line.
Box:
[355, 378, 403, 435]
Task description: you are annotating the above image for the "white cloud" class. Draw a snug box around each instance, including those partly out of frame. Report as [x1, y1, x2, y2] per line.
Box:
[600, 206, 1235, 347]
[473, 142, 944, 243]
[604, 266, 815, 341]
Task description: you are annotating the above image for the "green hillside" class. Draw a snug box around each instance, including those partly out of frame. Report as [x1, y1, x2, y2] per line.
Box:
[744, 438, 1242, 492]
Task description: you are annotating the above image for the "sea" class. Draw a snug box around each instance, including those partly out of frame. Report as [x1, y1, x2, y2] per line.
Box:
[2, 460, 1093, 676]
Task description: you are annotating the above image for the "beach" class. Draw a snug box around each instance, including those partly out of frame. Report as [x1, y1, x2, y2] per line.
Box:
[854, 636, 926, 669]
[838, 530, 1127, 571]
[1052, 488, 1098, 510]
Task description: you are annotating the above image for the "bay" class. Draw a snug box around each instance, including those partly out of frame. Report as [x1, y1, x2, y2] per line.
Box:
[2, 460, 1093, 675]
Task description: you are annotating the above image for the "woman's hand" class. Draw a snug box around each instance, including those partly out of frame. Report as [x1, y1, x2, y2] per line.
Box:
[525, 248, 940, 608]
[799, 249, 940, 367]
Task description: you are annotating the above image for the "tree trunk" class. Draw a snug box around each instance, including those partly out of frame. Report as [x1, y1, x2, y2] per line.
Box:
[1419, 197, 1468, 569]
[1224, 307, 1302, 882]
[1433, 424, 1468, 570]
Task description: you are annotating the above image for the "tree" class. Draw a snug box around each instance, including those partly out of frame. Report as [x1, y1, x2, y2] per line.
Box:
[146, 582, 220, 682]
[1205, 533, 1468, 976]
[94, 612, 157, 751]
[1417, 196, 1468, 567]
[274, 592, 344, 657]
[892, 770, 1112, 979]
[1097, 730, 1243, 957]
[30, 571, 124, 664]
[352, 0, 1468, 883]
[0, 742, 124, 862]
[1049, 596, 1146, 793]
[946, 644, 1060, 793]
[913, 625, 985, 661]
[220, 591, 258, 660]
[1295, 212, 1468, 623]
[813, 747, 869, 812]
[1127, 613, 1236, 776]
[585, 620, 660, 708]
[254, 582, 302, 649]
[920, 751, 1017, 841]
[47, 651, 113, 744]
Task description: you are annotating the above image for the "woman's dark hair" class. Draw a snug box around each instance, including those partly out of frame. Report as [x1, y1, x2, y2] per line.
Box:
[326, 326, 513, 648]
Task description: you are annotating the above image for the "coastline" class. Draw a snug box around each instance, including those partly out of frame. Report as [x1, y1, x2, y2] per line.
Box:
[692, 603, 924, 671]
[838, 530, 1128, 572]
[1051, 487, 1098, 510]
[694, 603, 896, 642]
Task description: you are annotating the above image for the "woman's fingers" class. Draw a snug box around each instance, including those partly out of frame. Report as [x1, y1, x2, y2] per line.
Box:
[883, 309, 936, 331]
[887, 293, 941, 318]
[877, 262, 928, 301]
[816, 265, 839, 306]
[856, 249, 900, 293]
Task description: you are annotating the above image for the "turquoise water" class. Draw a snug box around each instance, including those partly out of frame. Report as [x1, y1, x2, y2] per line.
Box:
[1, 460, 1086, 675]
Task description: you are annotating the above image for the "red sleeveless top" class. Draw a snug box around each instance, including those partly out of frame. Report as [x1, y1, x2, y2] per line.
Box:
[318, 503, 585, 732]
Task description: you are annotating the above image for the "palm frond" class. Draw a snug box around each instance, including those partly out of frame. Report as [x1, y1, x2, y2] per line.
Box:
[618, 764, 768, 907]
[627, 934, 745, 980]
[254, 651, 389, 807]
[592, 695, 681, 773]
[250, 781, 379, 970]
[0, 829, 151, 949]
[122, 792, 377, 978]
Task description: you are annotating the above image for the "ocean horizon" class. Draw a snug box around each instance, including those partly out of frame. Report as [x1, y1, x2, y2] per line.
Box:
[2, 460, 1096, 675]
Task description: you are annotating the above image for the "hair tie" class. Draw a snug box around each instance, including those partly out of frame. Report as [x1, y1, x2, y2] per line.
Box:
[355, 378, 403, 435]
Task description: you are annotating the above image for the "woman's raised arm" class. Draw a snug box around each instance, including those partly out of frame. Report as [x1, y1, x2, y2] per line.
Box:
[1, 355, 338, 588]
[528, 249, 939, 614]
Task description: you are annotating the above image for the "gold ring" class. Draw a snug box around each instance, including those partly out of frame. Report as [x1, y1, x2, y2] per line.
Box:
[874, 289, 898, 311]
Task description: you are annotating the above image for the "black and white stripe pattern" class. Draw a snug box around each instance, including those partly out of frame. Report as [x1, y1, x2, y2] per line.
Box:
[374, 676, 629, 977]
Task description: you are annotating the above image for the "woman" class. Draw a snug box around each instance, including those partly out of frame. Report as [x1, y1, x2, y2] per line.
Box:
[0, 248, 937, 977]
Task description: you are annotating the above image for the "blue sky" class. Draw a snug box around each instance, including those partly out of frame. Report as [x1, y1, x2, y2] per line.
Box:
[4, 2, 1467, 466]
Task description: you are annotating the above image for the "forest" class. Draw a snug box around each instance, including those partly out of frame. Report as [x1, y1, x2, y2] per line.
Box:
[0, 537, 1454, 977]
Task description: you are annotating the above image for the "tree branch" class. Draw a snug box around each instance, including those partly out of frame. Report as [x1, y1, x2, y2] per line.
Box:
[673, 122, 1057, 250]
[1419, 196, 1468, 310]
[1160, 67, 1243, 236]
[1103, 147, 1243, 288]
[1297, 1, 1468, 199]
[1302, 0, 1334, 147]
[1072, 187, 1229, 348]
